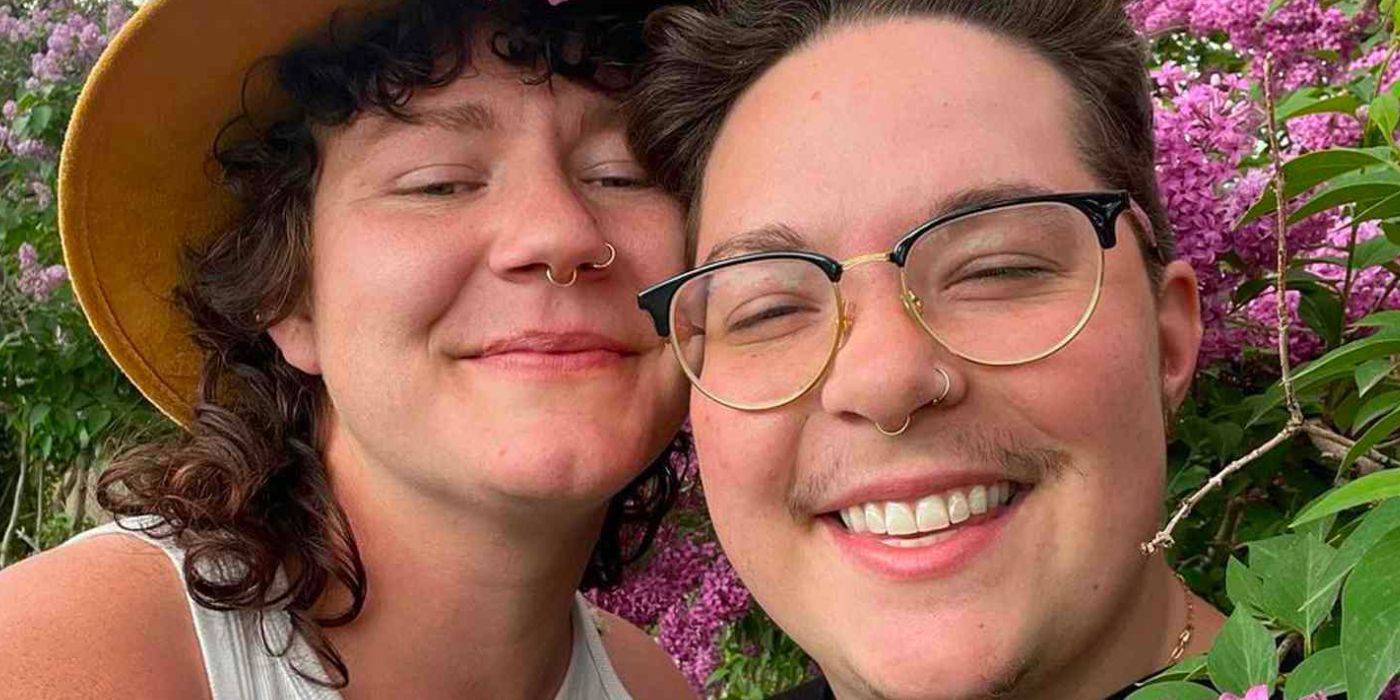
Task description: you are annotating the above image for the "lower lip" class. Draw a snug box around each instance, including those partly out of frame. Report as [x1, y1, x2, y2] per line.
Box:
[822, 493, 1024, 581]
[470, 349, 630, 374]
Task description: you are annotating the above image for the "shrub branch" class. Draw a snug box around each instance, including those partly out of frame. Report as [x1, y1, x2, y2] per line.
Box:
[1143, 56, 1307, 555]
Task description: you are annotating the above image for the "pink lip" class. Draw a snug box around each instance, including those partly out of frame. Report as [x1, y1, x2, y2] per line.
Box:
[817, 472, 1032, 514]
[466, 331, 636, 373]
[822, 494, 1023, 581]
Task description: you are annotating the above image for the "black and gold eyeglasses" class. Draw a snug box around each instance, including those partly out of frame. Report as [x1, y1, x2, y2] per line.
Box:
[638, 191, 1155, 411]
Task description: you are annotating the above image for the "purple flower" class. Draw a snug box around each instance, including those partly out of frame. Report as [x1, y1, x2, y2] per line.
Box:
[29, 180, 52, 209]
[1383, 675, 1400, 700]
[14, 242, 68, 302]
[1219, 685, 1268, 700]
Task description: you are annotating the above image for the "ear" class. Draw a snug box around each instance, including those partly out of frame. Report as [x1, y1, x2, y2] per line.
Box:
[266, 306, 322, 376]
[1155, 260, 1202, 409]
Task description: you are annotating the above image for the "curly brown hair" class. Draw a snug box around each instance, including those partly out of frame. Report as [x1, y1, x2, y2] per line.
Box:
[96, 0, 688, 688]
[627, 0, 1176, 285]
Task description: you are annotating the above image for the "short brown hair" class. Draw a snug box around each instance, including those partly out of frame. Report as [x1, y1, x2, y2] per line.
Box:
[628, 0, 1174, 282]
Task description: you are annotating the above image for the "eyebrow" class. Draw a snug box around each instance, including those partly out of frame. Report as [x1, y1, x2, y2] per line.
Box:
[356, 101, 498, 143]
[701, 181, 1057, 264]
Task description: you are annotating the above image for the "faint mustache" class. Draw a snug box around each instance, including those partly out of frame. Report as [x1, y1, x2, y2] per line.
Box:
[786, 428, 1076, 519]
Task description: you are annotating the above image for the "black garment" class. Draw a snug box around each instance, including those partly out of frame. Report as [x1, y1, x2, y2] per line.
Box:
[770, 647, 1310, 699]
[769, 671, 1159, 700]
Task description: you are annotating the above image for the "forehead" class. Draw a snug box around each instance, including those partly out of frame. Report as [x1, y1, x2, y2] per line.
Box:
[698, 17, 1098, 256]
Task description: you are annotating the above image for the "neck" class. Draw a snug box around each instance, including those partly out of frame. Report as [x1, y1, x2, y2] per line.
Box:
[316, 426, 606, 700]
[1011, 555, 1226, 700]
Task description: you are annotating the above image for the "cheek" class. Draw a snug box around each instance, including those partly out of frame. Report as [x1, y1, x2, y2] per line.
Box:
[1004, 286, 1168, 532]
[311, 209, 470, 348]
[692, 398, 800, 557]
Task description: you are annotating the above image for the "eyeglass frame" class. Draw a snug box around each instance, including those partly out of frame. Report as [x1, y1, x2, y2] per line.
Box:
[637, 190, 1158, 411]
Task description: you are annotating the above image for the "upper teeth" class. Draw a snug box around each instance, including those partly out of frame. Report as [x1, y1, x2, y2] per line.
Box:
[838, 482, 1014, 536]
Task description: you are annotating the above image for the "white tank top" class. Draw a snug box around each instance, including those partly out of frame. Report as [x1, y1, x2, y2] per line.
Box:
[64, 518, 634, 700]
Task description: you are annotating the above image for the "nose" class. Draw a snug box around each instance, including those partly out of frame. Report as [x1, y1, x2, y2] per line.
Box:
[487, 164, 614, 286]
[818, 271, 964, 429]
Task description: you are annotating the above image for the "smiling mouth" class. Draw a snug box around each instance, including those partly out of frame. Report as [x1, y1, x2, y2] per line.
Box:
[825, 480, 1032, 548]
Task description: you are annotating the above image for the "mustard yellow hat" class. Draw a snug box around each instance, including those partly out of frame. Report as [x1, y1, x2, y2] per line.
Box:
[60, 0, 392, 427]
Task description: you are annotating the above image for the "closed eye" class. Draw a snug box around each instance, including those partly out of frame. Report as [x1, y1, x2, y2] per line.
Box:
[729, 303, 806, 332]
[585, 175, 654, 190]
[404, 181, 484, 197]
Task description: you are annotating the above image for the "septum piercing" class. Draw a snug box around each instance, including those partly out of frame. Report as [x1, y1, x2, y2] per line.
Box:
[873, 367, 953, 437]
[876, 415, 913, 437]
[545, 243, 616, 288]
[545, 266, 580, 287]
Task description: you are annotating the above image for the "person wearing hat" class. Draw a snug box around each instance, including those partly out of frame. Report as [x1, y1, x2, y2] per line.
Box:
[0, 0, 696, 698]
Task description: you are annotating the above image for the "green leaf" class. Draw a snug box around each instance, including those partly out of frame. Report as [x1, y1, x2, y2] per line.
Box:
[1354, 390, 1400, 434]
[1352, 234, 1400, 271]
[1341, 405, 1400, 472]
[1387, 219, 1400, 245]
[1168, 465, 1210, 498]
[1294, 332, 1400, 388]
[1370, 92, 1400, 147]
[1298, 286, 1346, 350]
[1356, 310, 1400, 331]
[1354, 358, 1395, 398]
[27, 402, 50, 428]
[1124, 681, 1219, 700]
[27, 104, 52, 135]
[1277, 89, 1363, 122]
[1228, 557, 1266, 615]
[1306, 500, 1400, 611]
[1241, 148, 1394, 224]
[1287, 175, 1400, 224]
[85, 405, 113, 434]
[1341, 528, 1400, 700]
[1251, 535, 1340, 636]
[1144, 655, 1209, 683]
[1285, 646, 1346, 700]
[1209, 607, 1279, 695]
[1249, 333, 1400, 425]
[1294, 469, 1400, 526]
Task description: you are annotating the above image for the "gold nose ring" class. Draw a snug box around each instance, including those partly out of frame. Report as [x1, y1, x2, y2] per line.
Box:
[545, 266, 579, 287]
[545, 243, 616, 287]
[876, 415, 912, 437]
[873, 368, 953, 437]
[931, 367, 952, 405]
[584, 242, 617, 270]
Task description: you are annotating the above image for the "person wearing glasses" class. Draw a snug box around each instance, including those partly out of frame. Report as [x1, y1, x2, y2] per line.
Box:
[0, 1, 696, 698]
[628, 1, 1228, 698]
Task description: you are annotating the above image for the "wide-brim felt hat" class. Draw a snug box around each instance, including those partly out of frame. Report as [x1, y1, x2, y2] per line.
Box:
[59, 0, 393, 427]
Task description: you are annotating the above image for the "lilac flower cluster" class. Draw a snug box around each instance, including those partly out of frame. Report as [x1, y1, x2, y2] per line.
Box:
[588, 449, 752, 692]
[1136, 0, 1400, 365]
[14, 242, 66, 302]
[1131, 0, 1368, 90]
[0, 1, 130, 214]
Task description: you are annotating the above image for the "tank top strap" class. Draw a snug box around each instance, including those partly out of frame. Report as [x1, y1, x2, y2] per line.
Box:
[555, 592, 634, 700]
[62, 518, 341, 700]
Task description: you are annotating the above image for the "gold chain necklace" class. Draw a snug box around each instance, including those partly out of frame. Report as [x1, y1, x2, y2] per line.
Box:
[1167, 573, 1196, 665]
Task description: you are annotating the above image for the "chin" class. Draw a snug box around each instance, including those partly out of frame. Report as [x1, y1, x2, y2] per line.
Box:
[829, 647, 1037, 700]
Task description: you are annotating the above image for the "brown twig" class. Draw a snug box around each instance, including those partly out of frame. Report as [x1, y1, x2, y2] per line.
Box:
[1263, 57, 1306, 425]
[1143, 426, 1301, 554]
[1302, 420, 1400, 475]
[0, 422, 29, 568]
[1143, 56, 1306, 555]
